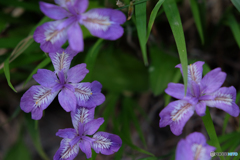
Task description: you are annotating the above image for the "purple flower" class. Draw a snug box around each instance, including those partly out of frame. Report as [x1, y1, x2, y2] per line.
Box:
[34, 0, 126, 53]
[54, 106, 122, 159]
[159, 61, 239, 135]
[176, 132, 215, 160]
[20, 48, 105, 120]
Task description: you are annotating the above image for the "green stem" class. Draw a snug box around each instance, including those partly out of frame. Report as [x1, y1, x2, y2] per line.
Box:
[202, 107, 225, 160]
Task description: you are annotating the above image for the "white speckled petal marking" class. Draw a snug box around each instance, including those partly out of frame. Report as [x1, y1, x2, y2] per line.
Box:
[44, 21, 67, 44]
[51, 51, 70, 73]
[92, 135, 112, 150]
[33, 86, 58, 108]
[60, 138, 79, 159]
[82, 12, 112, 32]
[74, 84, 92, 102]
[171, 102, 193, 122]
[188, 64, 201, 84]
[191, 144, 206, 160]
[72, 107, 90, 131]
[202, 92, 232, 106]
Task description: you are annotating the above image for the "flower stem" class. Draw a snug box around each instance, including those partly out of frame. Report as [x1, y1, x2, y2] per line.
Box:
[202, 107, 225, 160]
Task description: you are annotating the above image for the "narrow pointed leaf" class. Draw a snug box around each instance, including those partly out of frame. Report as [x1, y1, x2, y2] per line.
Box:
[225, 13, 240, 48]
[146, 0, 165, 41]
[135, 0, 148, 65]
[123, 97, 147, 147]
[202, 108, 224, 160]
[189, 0, 204, 44]
[98, 93, 119, 131]
[4, 57, 17, 92]
[231, 0, 240, 12]
[25, 114, 49, 160]
[84, 39, 103, 82]
[163, 0, 188, 94]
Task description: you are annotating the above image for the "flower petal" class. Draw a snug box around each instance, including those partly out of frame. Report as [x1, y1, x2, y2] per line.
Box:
[39, 1, 69, 20]
[67, 63, 89, 83]
[200, 68, 226, 94]
[71, 106, 95, 131]
[165, 83, 185, 100]
[67, 22, 84, 52]
[56, 128, 77, 139]
[159, 100, 194, 136]
[195, 102, 206, 116]
[20, 85, 59, 120]
[33, 20, 68, 53]
[84, 118, 104, 136]
[31, 107, 44, 120]
[74, 81, 105, 108]
[33, 69, 58, 88]
[49, 48, 76, 75]
[202, 86, 239, 117]
[54, 138, 79, 160]
[58, 88, 77, 112]
[92, 131, 122, 155]
[176, 139, 193, 160]
[79, 140, 92, 159]
[74, 0, 88, 13]
[186, 132, 216, 160]
[186, 132, 207, 145]
[81, 8, 126, 40]
[176, 61, 204, 84]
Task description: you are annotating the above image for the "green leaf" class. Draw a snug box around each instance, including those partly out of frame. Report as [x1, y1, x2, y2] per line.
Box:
[92, 47, 148, 92]
[25, 114, 49, 160]
[135, 0, 148, 65]
[149, 47, 180, 95]
[98, 93, 119, 131]
[4, 57, 17, 92]
[189, 0, 204, 44]
[146, 0, 165, 41]
[225, 13, 240, 48]
[226, 139, 240, 160]
[4, 137, 31, 160]
[0, 0, 40, 13]
[24, 57, 51, 86]
[222, 114, 230, 135]
[202, 108, 225, 160]
[163, 0, 188, 94]
[84, 39, 104, 82]
[123, 97, 147, 147]
[231, 0, 240, 12]
[0, 37, 23, 48]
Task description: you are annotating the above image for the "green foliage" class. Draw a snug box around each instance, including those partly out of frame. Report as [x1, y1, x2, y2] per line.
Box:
[149, 46, 180, 96]
[225, 13, 240, 48]
[135, 0, 148, 65]
[4, 57, 17, 92]
[25, 114, 49, 160]
[84, 39, 104, 82]
[4, 137, 31, 160]
[189, 0, 204, 44]
[92, 47, 148, 92]
[202, 108, 224, 160]
[163, 0, 188, 94]
[231, 0, 240, 12]
[147, 0, 165, 41]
